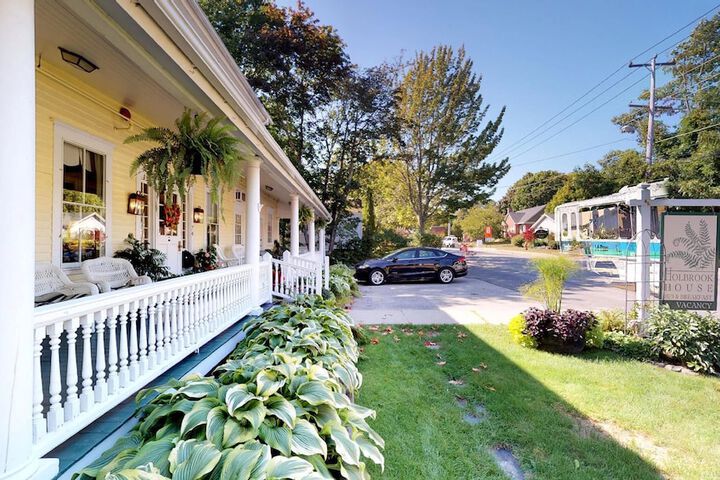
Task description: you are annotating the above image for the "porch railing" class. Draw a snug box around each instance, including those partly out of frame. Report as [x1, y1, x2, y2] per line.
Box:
[270, 254, 321, 299]
[32, 261, 270, 456]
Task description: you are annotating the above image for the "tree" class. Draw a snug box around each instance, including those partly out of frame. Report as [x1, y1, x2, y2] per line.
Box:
[393, 45, 509, 234]
[200, 0, 350, 172]
[360, 188, 377, 254]
[362, 159, 417, 231]
[598, 149, 647, 190]
[546, 165, 614, 213]
[499, 170, 566, 212]
[456, 203, 504, 240]
[307, 66, 397, 250]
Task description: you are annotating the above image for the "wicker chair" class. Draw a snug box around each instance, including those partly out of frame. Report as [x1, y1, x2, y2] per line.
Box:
[81, 257, 152, 293]
[231, 244, 246, 265]
[214, 244, 239, 267]
[35, 262, 99, 303]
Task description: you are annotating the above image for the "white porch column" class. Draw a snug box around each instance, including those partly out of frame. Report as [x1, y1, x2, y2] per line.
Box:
[0, 2, 56, 479]
[634, 184, 652, 323]
[246, 159, 262, 309]
[245, 160, 261, 265]
[307, 210, 316, 254]
[290, 193, 300, 257]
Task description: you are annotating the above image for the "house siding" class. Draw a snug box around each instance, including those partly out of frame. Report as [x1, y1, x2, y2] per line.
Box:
[35, 63, 281, 267]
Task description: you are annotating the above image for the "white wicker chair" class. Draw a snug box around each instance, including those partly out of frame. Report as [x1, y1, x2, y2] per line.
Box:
[35, 262, 99, 302]
[81, 257, 152, 293]
[214, 244, 239, 267]
[231, 244, 246, 265]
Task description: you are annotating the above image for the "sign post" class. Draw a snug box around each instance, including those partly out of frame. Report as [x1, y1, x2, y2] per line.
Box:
[660, 212, 720, 311]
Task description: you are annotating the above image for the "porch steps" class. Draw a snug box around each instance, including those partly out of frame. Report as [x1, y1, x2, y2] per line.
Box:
[49, 303, 273, 479]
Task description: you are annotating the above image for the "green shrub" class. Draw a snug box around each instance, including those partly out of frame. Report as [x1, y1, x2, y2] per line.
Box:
[508, 314, 537, 348]
[373, 228, 409, 257]
[511, 234, 525, 247]
[329, 263, 360, 301]
[603, 331, 656, 361]
[585, 322, 605, 349]
[193, 245, 219, 272]
[521, 256, 578, 312]
[114, 234, 172, 281]
[597, 309, 627, 332]
[546, 233, 558, 250]
[73, 296, 384, 479]
[646, 307, 720, 373]
[330, 237, 367, 265]
[410, 232, 442, 248]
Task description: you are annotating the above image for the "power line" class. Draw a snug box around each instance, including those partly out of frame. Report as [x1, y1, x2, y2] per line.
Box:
[503, 73, 649, 163]
[490, 3, 720, 162]
[511, 138, 634, 168]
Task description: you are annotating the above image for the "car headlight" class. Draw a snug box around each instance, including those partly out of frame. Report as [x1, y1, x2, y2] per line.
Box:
[357, 264, 369, 269]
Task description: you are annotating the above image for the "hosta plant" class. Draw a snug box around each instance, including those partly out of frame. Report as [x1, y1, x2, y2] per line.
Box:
[328, 264, 360, 302]
[73, 296, 383, 480]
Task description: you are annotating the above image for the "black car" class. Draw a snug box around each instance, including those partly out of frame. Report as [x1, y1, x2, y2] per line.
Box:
[354, 247, 468, 285]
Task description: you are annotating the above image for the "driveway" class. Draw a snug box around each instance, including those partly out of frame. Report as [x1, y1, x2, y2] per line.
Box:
[349, 247, 631, 325]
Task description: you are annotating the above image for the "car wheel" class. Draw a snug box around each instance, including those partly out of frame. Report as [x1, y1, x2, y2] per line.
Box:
[369, 269, 386, 286]
[438, 267, 454, 284]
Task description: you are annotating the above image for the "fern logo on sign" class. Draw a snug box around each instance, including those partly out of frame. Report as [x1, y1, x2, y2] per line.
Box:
[661, 213, 720, 310]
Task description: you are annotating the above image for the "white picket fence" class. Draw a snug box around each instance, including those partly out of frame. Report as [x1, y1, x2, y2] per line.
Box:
[267, 251, 330, 299]
[31, 262, 270, 456]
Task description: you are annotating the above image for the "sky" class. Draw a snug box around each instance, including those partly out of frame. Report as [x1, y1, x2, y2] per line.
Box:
[276, 0, 719, 199]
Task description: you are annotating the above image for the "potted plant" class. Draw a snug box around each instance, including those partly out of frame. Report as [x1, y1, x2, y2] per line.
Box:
[126, 109, 244, 205]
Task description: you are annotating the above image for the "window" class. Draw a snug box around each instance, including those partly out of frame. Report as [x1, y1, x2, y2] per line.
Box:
[138, 180, 150, 243]
[235, 213, 243, 245]
[61, 142, 107, 265]
[206, 191, 219, 248]
[395, 249, 417, 260]
[418, 249, 437, 259]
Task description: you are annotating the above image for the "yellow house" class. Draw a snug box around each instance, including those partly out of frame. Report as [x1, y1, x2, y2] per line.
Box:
[0, 1, 330, 478]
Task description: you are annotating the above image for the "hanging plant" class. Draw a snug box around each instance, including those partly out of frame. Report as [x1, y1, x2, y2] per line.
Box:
[298, 204, 313, 228]
[315, 217, 328, 229]
[163, 203, 181, 230]
[126, 109, 245, 206]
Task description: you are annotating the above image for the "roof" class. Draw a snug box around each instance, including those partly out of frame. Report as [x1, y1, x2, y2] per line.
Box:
[530, 212, 554, 231]
[553, 180, 668, 213]
[507, 204, 546, 225]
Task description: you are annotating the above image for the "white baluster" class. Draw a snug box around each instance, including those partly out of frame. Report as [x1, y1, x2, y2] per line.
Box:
[118, 303, 130, 388]
[147, 296, 157, 369]
[128, 301, 139, 381]
[64, 317, 80, 422]
[107, 306, 120, 394]
[46, 323, 64, 431]
[163, 293, 172, 358]
[156, 292, 166, 362]
[170, 294, 179, 355]
[138, 298, 148, 375]
[95, 311, 108, 403]
[176, 286, 186, 349]
[32, 327, 46, 441]
[79, 314, 94, 412]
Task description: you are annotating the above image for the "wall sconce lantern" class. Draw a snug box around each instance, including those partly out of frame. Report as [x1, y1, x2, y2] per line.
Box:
[127, 192, 147, 215]
[59, 47, 99, 73]
[193, 207, 205, 223]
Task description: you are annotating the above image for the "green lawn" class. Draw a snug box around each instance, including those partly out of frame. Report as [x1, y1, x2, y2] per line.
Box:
[356, 324, 720, 480]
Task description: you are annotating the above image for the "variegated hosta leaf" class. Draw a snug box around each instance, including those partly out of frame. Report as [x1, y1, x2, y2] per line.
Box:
[232, 399, 268, 431]
[329, 424, 360, 466]
[223, 418, 259, 448]
[176, 378, 220, 399]
[225, 384, 261, 416]
[180, 398, 221, 438]
[168, 440, 222, 480]
[258, 422, 292, 456]
[218, 444, 264, 480]
[206, 406, 228, 449]
[264, 456, 314, 480]
[339, 460, 369, 480]
[266, 395, 297, 427]
[121, 438, 174, 475]
[296, 381, 336, 406]
[256, 369, 286, 397]
[105, 466, 170, 480]
[290, 419, 327, 457]
[355, 435, 384, 471]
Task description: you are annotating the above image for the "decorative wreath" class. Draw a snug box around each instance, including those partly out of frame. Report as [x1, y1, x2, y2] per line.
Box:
[164, 203, 182, 230]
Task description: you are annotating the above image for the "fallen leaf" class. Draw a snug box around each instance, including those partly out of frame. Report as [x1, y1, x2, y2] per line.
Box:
[368, 325, 380, 332]
[359, 347, 365, 353]
[424, 341, 438, 348]
[370, 338, 380, 345]
[472, 367, 483, 373]
[435, 354, 443, 359]
[476, 363, 488, 370]
[483, 385, 496, 392]
[393, 335, 400, 343]
[417, 330, 426, 337]
[436, 361, 447, 366]
[449, 379, 465, 386]
[457, 332, 468, 339]
[384, 326, 394, 334]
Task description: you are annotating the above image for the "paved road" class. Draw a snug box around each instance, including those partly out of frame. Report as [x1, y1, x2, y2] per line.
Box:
[349, 247, 631, 325]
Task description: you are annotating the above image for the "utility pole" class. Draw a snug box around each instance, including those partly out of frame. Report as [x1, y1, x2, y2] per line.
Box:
[628, 55, 675, 167]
